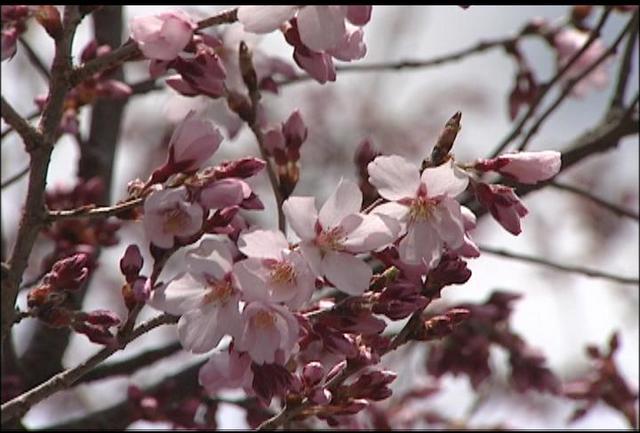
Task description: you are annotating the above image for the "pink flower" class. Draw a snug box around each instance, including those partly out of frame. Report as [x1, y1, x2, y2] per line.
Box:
[474, 151, 561, 184]
[474, 182, 529, 235]
[149, 237, 242, 353]
[454, 206, 480, 258]
[233, 229, 316, 309]
[199, 348, 254, 395]
[143, 187, 204, 249]
[199, 178, 253, 210]
[553, 28, 609, 97]
[168, 111, 223, 172]
[235, 301, 300, 364]
[283, 179, 399, 296]
[166, 49, 227, 99]
[367, 156, 469, 267]
[130, 10, 196, 61]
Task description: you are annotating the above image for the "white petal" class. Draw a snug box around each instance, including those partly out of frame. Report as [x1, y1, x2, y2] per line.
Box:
[187, 237, 233, 279]
[148, 272, 205, 315]
[178, 303, 224, 353]
[421, 159, 469, 198]
[237, 6, 298, 34]
[322, 251, 371, 296]
[232, 259, 271, 303]
[297, 6, 347, 51]
[399, 222, 441, 266]
[238, 229, 288, 260]
[342, 214, 400, 253]
[371, 201, 410, 228]
[368, 155, 421, 201]
[432, 197, 465, 249]
[319, 178, 362, 229]
[283, 196, 318, 241]
[300, 242, 323, 277]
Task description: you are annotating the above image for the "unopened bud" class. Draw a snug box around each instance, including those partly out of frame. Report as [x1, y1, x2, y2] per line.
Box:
[120, 244, 144, 283]
[302, 362, 325, 387]
[35, 6, 62, 40]
[429, 111, 461, 167]
[239, 41, 258, 93]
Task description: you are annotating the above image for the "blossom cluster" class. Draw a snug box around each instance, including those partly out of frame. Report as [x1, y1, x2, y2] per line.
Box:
[127, 103, 562, 409]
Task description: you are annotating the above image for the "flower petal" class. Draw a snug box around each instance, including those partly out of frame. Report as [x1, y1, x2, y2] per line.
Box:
[148, 272, 205, 315]
[399, 222, 441, 267]
[297, 6, 347, 51]
[178, 303, 225, 353]
[319, 178, 362, 229]
[342, 213, 400, 253]
[421, 159, 469, 198]
[186, 237, 233, 279]
[368, 155, 421, 201]
[238, 229, 288, 260]
[322, 251, 371, 296]
[283, 196, 318, 241]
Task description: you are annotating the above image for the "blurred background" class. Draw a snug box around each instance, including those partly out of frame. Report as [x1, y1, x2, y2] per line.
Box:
[1, 5, 638, 429]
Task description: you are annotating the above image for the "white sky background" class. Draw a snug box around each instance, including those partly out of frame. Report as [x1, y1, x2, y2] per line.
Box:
[1, 5, 638, 430]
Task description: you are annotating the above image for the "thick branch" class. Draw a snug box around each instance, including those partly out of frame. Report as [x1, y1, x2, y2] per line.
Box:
[478, 245, 639, 285]
[0, 313, 178, 424]
[610, 16, 639, 109]
[1, 7, 82, 346]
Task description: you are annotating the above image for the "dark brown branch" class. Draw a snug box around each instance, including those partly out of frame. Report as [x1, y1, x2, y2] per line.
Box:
[1, 6, 82, 346]
[0, 313, 178, 424]
[18, 36, 51, 82]
[0, 165, 29, 189]
[478, 245, 639, 285]
[549, 180, 639, 221]
[78, 341, 183, 384]
[515, 11, 639, 152]
[488, 7, 614, 158]
[610, 15, 639, 109]
[70, 7, 239, 87]
[1, 110, 40, 140]
[0, 97, 42, 151]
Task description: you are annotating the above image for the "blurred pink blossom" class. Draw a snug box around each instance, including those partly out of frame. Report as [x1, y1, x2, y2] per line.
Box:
[130, 10, 196, 60]
[474, 182, 529, 235]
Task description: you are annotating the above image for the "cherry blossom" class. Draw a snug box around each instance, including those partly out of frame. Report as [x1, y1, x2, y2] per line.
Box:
[368, 155, 469, 267]
[198, 348, 254, 396]
[234, 301, 300, 364]
[143, 187, 204, 249]
[130, 10, 196, 60]
[283, 179, 399, 296]
[167, 111, 223, 172]
[474, 182, 529, 235]
[149, 237, 242, 353]
[553, 27, 609, 97]
[233, 229, 315, 309]
[474, 150, 561, 184]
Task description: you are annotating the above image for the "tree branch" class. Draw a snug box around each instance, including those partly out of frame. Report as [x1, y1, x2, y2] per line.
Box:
[18, 36, 51, 82]
[0, 313, 178, 424]
[45, 197, 144, 222]
[609, 14, 639, 110]
[0, 165, 29, 189]
[515, 11, 639, 152]
[0, 97, 42, 151]
[478, 245, 639, 285]
[1, 6, 82, 347]
[488, 6, 614, 158]
[549, 180, 639, 221]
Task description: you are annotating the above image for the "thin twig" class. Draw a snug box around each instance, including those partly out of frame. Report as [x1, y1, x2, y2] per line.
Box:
[549, 180, 639, 221]
[70, 8, 239, 87]
[610, 16, 639, 109]
[78, 341, 183, 384]
[0, 97, 42, 151]
[515, 11, 639, 152]
[488, 7, 614, 158]
[278, 36, 517, 87]
[478, 245, 639, 285]
[1, 110, 40, 140]
[0, 165, 29, 189]
[45, 197, 144, 222]
[18, 36, 51, 82]
[0, 313, 178, 423]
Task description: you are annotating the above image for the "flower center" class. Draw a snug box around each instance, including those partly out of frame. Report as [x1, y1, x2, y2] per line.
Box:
[409, 196, 436, 222]
[316, 227, 345, 252]
[254, 310, 275, 329]
[269, 261, 296, 286]
[203, 279, 233, 305]
[163, 207, 189, 234]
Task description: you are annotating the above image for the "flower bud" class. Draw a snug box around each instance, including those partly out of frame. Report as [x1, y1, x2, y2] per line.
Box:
[302, 361, 325, 387]
[120, 244, 144, 283]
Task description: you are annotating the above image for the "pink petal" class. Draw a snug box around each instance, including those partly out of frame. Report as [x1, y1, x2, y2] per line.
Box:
[148, 272, 205, 315]
[322, 251, 372, 296]
[200, 178, 248, 209]
[327, 26, 366, 62]
[178, 303, 226, 353]
[432, 197, 465, 249]
[371, 201, 410, 227]
[237, 6, 298, 33]
[368, 155, 421, 201]
[342, 214, 400, 253]
[421, 159, 469, 198]
[186, 237, 234, 280]
[232, 258, 271, 303]
[297, 6, 347, 52]
[319, 178, 363, 229]
[294, 49, 336, 84]
[399, 222, 441, 267]
[238, 229, 288, 260]
[283, 196, 318, 241]
[299, 242, 323, 277]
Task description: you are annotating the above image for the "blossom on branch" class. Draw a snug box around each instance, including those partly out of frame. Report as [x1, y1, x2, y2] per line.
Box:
[130, 10, 196, 60]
